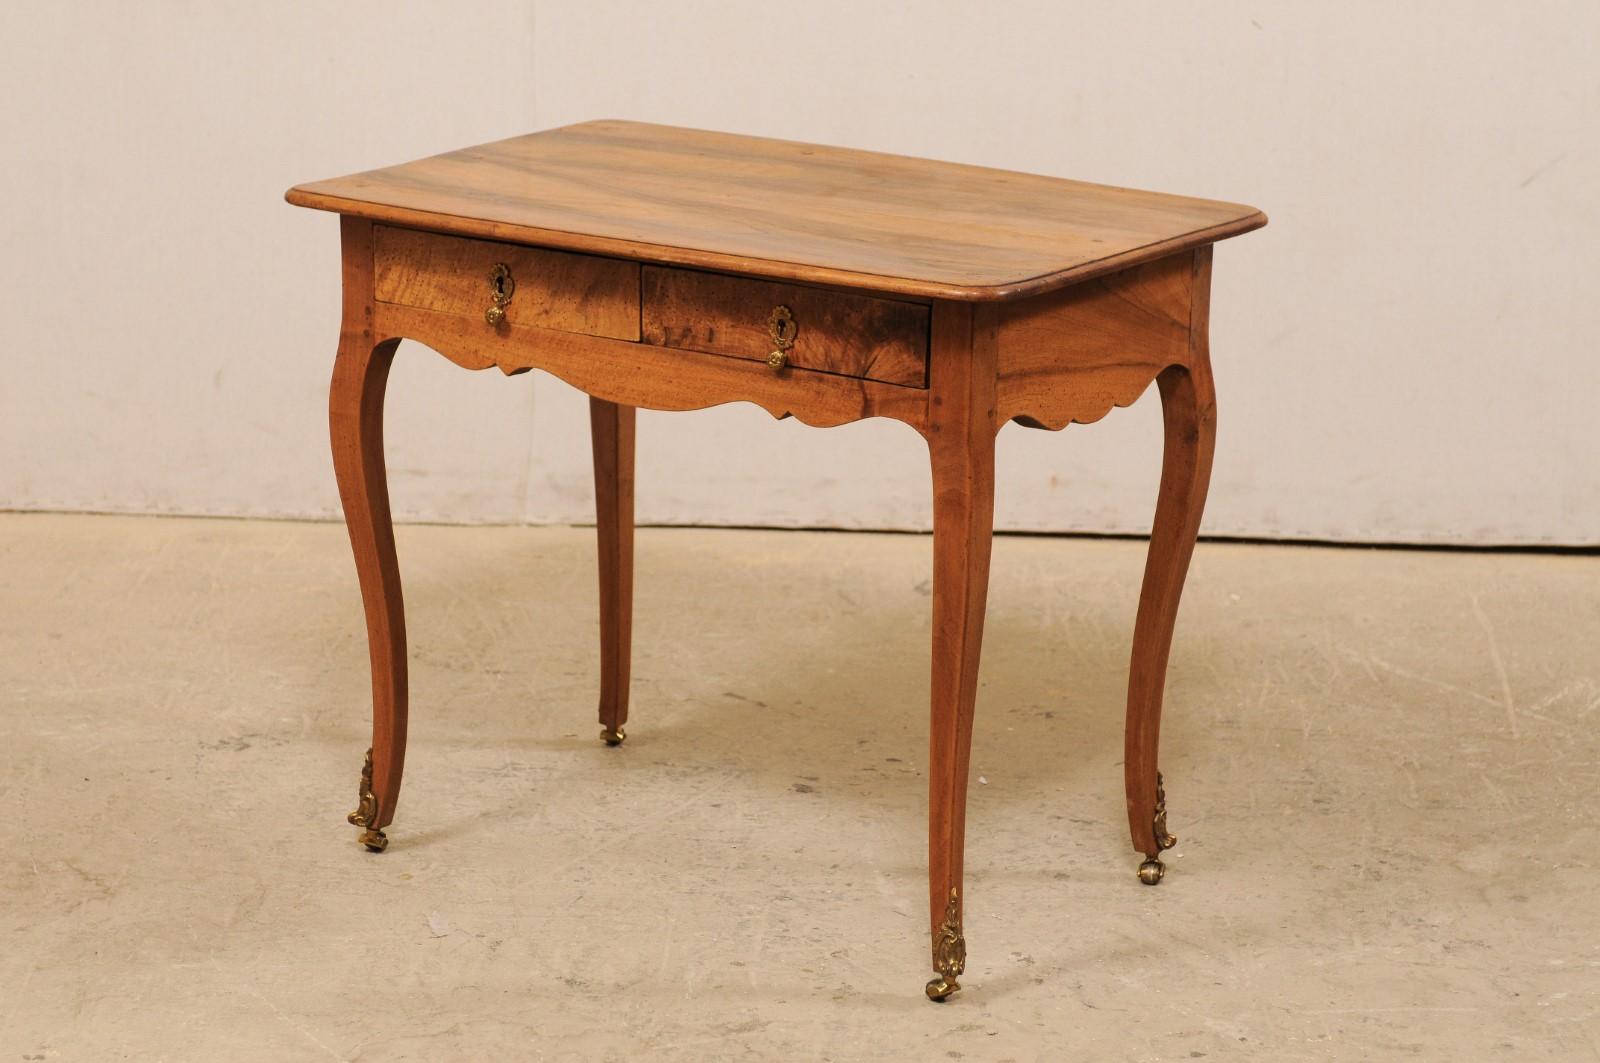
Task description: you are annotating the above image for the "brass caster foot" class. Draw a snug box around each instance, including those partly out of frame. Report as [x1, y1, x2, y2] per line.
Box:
[927, 887, 966, 1001]
[347, 748, 387, 852]
[600, 726, 626, 746]
[1138, 858, 1165, 885]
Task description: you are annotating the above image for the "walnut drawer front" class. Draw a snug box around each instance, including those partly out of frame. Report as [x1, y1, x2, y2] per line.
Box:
[641, 266, 929, 387]
[373, 225, 639, 340]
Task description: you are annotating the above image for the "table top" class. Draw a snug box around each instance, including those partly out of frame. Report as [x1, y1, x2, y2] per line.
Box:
[287, 120, 1264, 302]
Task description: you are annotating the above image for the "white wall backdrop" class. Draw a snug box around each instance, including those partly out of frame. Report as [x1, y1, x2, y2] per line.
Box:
[2, 3, 1596, 545]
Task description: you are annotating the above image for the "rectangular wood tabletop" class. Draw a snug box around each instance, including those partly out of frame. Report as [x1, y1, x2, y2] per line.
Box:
[286, 120, 1265, 302]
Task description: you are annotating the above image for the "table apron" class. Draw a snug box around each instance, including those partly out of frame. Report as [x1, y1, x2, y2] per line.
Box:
[370, 301, 932, 433]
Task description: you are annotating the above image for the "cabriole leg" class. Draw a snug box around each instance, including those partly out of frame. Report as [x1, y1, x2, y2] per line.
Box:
[330, 216, 406, 853]
[330, 333, 406, 853]
[924, 301, 996, 1000]
[1125, 355, 1216, 884]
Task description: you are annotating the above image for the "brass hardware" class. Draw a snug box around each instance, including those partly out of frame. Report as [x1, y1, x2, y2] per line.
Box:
[600, 725, 626, 746]
[766, 304, 797, 371]
[485, 262, 515, 326]
[1152, 771, 1176, 851]
[347, 748, 377, 827]
[1137, 772, 1174, 884]
[924, 887, 966, 1001]
[768, 304, 798, 344]
[347, 748, 387, 852]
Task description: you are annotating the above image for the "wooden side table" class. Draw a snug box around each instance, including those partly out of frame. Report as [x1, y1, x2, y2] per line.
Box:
[287, 121, 1265, 1001]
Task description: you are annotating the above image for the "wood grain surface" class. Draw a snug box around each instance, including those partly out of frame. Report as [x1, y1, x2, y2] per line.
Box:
[923, 301, 997, 965]
[590, 398, 635, 739]
[328, 217, 408, 836]
[288, 119, 1265, 301]
[370, 302, 931, 432]
[374, 225, 638, 340]
[642, 266, 929, 387]
[995, 250, 1195, 429]
[1124, 246, 1217, 859]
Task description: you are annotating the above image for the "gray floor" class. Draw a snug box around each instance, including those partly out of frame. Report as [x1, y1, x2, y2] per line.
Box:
[2, 514, 1597, 1060]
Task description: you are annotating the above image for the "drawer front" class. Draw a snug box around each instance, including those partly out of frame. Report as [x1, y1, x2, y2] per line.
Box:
[641, 266, 928, 387]
[374, 225, 639, 340]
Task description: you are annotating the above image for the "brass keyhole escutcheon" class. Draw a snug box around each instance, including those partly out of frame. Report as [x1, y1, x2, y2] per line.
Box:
[767, 304, 797, 371]
[485, 262, 515, 326]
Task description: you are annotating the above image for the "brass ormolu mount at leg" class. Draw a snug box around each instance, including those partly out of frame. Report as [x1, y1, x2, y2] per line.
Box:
[925, 888, 967, 1002]
[1138, 771, 1177, 885]
[346, 747, 388, 852]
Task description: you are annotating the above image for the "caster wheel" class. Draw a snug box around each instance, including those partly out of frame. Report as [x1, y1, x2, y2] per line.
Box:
[1137, 858, 1165, 885]
[600, 726, 626, 746]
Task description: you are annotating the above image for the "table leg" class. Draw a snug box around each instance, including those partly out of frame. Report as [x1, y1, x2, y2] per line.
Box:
[1124, 356, 1216, 884]
[590, 397, 635, 746]
[923, 303, 997, 1002]
[330, 326, 407, 853]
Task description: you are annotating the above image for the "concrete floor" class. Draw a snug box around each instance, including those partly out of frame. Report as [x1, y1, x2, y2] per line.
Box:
[1, 514, 1597, 1061]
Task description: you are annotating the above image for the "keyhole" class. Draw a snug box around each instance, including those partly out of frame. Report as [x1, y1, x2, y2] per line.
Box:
[489, 264, 513, 304]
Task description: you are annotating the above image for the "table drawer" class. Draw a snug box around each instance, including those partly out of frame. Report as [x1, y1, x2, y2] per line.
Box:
[641, 266, 929, 387]
[374, 225, 639, 340]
